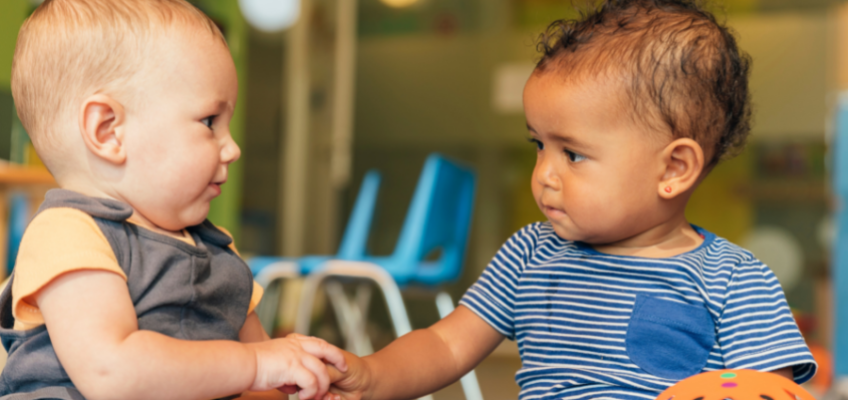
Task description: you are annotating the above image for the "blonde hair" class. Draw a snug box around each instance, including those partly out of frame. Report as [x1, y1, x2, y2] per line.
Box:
[11, 0, 225, 171]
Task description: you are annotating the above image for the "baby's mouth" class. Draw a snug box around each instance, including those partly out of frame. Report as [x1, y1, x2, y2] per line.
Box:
[209, 181, 225, 195]
[542, 205, 566, 218]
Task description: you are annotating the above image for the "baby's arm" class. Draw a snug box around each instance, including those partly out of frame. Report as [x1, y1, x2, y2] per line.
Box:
[240, 311, 271, 343]
[330, 305, 503, 400]
[772, 368, 793, 380]
[38, 270, 345, 400]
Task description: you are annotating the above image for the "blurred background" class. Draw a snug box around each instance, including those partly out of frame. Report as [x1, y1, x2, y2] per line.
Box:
[0, 0, 846, 398]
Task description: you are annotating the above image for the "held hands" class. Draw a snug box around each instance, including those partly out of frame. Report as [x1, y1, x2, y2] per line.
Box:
[321, 349, 372, 400]
[248, 333, 348, 399]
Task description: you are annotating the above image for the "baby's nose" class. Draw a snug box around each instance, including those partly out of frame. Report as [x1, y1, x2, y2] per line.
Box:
[534, 159, 562, 190]
[221, 137, 241, 164]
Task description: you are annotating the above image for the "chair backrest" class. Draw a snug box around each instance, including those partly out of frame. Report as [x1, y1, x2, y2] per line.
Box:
[336, 170, 381, 259]
[388, 154, 476, 284]
[248, 170, 380, 276]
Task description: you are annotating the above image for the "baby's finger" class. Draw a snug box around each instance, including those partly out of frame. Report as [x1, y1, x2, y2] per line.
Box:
[322, 391, 343, 400]
[326, 385, 355, 400]
[327, 365, 345, 383]
[278, 385, 298, 395]
[291, 365, 319, 399]
[301, 354, 331, 398]
[297, 337, 348, 372]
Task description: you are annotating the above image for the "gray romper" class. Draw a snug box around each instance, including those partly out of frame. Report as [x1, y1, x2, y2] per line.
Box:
[0, 189, 255, 399]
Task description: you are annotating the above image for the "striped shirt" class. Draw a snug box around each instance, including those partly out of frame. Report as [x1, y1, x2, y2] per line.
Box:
[459, 222, 816, 400]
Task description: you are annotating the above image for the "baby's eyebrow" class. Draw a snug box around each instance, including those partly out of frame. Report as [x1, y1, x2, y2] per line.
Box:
[527, 123, 592, 151]
[553, 136, 592, 153]
[208, 100, 232, 114]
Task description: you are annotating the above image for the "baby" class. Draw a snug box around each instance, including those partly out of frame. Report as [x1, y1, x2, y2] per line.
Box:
[327, 0, 817, 399]
[0, 1, 346, 399]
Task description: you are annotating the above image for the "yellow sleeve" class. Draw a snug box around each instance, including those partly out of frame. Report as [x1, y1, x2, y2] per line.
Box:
[214, 225, 264, 315]
[12, 208, 126, 330]
[249, 281, 264, 315]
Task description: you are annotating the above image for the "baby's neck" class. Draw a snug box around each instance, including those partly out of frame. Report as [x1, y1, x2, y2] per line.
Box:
[127, 213, 194, 245]
[58, 182, 193, 244]
[591, 216, 704, 258]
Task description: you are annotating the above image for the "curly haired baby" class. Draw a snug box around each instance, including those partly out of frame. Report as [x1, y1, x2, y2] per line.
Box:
[326, 1, 816, 399]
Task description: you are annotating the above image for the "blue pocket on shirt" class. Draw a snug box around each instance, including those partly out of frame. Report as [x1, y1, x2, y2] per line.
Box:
[625, 294, 716, 380]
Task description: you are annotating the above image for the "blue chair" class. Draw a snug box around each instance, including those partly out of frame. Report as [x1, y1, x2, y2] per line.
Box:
[294, 154, 482, 400]
[6, 193, 30, 277]
[248, 170, 381, 332]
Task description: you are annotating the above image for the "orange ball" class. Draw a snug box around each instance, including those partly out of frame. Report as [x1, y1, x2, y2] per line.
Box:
[654, 369, 815, 400]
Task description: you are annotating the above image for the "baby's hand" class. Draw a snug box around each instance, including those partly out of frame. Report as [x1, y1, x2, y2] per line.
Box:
[248, 334, 347, 399]
[321, 350, 371, 400]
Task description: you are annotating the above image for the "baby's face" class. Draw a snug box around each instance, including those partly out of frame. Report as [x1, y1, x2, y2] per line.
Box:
[118, 30, 240, 231]
[523, 72, 670, 245]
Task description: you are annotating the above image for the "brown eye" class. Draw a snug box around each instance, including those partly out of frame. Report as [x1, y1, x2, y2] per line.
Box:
[526, 137, 543, 150]
[565, 149, 586, 162]
[201, 116, 215, 128]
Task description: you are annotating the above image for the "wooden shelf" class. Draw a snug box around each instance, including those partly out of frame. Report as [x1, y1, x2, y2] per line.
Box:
[0, 164, 55, 185]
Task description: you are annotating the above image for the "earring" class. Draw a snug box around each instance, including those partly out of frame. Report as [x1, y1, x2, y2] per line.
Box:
[664, 186, 672, 193]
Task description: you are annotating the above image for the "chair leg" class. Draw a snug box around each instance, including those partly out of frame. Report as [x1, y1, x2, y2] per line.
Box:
[352, 283, 374, 354]
[294, 261, 432, 400]
[255, 281, 281, 334]
[324, 281, 354, 349]
[436, 292, 485, 400]
[324, 281, 374, 356]
[294, 268, 324, 336]
[254, 261, 301, 334]
[296, 261, 414, 337]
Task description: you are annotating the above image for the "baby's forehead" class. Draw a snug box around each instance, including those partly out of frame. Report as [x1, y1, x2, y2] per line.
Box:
[533, 65, 669, 127]
[119, 32, 237, 113]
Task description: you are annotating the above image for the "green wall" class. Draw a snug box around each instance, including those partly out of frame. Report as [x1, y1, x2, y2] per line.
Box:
[0, 0, 27, 91]
[0, 0, 28, 164]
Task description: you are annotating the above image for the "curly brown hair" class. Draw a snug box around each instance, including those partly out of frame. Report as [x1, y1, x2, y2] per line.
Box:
[535, 0, 752, 166]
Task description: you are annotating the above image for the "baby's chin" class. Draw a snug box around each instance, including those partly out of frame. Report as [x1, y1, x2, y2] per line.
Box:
[177, 205, 212, 228]
[548, 221, 611, 244]
[548, 222, 584, 242]
[151, 213, 207, 232]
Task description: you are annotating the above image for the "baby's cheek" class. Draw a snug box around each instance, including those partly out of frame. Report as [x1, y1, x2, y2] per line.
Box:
[571, 197, 618, 232]
[530, 180, 544, 202]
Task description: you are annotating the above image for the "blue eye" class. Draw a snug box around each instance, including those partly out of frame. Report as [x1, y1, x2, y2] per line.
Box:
[527, 137, 544, 150]
[566, 150, 586, 163]
[201, 116, 215, 129]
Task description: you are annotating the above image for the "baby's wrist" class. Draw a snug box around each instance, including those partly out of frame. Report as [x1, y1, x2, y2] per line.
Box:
[243, 342, 265, 390]
[359, 355, 379, 399]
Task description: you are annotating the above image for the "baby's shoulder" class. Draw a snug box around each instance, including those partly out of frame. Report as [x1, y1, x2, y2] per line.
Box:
[694, 232, 772, 284]
[702, 234, 759, 264]
[24, 206, 106, 243]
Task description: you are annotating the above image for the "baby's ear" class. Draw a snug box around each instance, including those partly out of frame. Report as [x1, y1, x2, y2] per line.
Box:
[657, 138, 705, 200]
[79, 94, 127, 165]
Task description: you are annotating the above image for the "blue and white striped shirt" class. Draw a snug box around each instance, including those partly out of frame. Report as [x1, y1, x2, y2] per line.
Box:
[459, 222, 816, 400]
